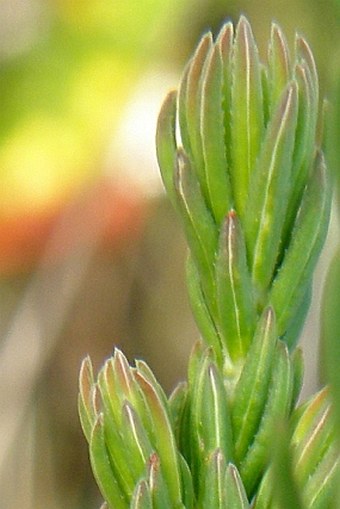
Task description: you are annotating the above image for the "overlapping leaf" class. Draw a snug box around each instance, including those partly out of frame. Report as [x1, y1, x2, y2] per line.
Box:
[80, 16, 334, 509]
[156, 16, 330, 362]
[79, 350, 190, 508]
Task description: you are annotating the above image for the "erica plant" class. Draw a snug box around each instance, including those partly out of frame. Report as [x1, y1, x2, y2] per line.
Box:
[78, 16, 339, 509]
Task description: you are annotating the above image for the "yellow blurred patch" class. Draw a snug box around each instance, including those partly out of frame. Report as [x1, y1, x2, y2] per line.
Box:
[55, 0, 181, 55]
[0, 116, 93, 218]
[68, 54, 136, 140]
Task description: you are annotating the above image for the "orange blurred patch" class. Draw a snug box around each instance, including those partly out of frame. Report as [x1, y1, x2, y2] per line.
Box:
[0, 178, 148, 275]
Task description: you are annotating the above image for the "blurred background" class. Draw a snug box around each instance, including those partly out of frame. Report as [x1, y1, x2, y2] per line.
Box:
[0, 1, 339, 507]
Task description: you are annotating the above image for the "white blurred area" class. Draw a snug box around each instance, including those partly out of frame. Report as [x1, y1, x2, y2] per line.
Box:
[0, 0, 47, 59]
[107, 70, 178, 197]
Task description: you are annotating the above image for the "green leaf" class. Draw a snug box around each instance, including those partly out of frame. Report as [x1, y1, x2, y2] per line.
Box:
[244, 81, 298, 299]
[98, 355, 126, 418]
[78, 356, 97, 442]
[135, 359, 171, 423]
[169, 382, 188, 443]
[131, 480, 153, 509]
[102, 408, 137, 496]
[282, 60, 318, 246]
[232, 307, 277, 463]
[122, 402, 153, 474]
[188, 340, 210, 389]
[186, 256, 223, 363]
[268, 23, 291, 111]
[199, 449, 227, 508]
[295, 35, 319, 107]
[174, 148, 218, 312]
[156, 90, 178, 208]
[282, 283, 312, 349]
[252, 469, 274, 509]
[261, 65, 270, 126]
[96, 354, 150, 495]
[187, 345, 212, 485]
[169, 385, 196, 507]
[217, 22, 234, 175]
[291, 387, 330, 438]
[292, 61, 317, 195]
[180, 32, 213, 190]
[290, 348, 304, 411]
[269, 151, 331, 343]
[89, 415, 127, 509]
[200, 41, 233, 223]
[178, 454, 195, 509]
[215, 210, 256, 361]
[303, 445, 339, 509]
[292, 390, 334, 487]
[147, 453, 173, 509]
[270, 420, 304, 509]
[135, 370, 183, 507]
[178, 62, 192, 155]
[194, 361, 234, 463]
[112, 348, 138, 400]
[225, 463, 250, 509]
[98, 352, 152, 434]
[177, 392, 194, 476]
[239, 341, 293, 496]
[230, 16, 264, 219]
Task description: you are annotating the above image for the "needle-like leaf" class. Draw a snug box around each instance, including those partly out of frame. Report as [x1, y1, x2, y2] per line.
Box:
[230, 16, 264, 219]
[199, 449, 227, 508]
[232, 308, 277, 462]
[244, 81, 298, 298]
[225, 463, 250, 509]
[181, 33, 213, 191]
[216, 210, 256, 360]
[268, 23, 291, 111]
[90, 415, 128, 509]
[131, 480, 153, 509]
[270, 151, 331, 343]
[239, 341, 293, 496]
[200, 43, 233, 222]
[156, 90, 178, 208]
